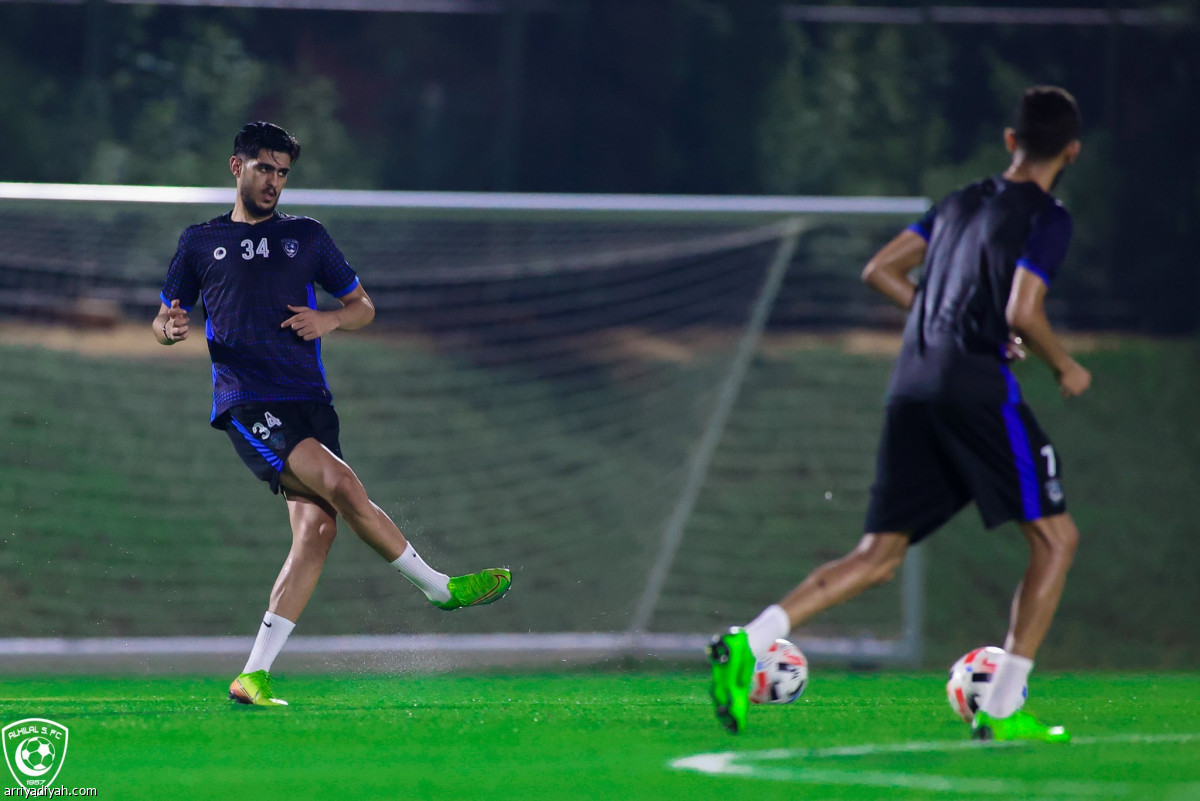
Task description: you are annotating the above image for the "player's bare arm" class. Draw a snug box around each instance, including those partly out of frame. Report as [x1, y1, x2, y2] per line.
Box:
[153, 299, 190, 345]
[861, 229, 928, 310]
[281, 284, 376, 342]
[1006, 267, 1091, 397]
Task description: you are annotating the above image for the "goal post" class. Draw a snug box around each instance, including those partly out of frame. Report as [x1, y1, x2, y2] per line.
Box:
[0, 183, 928, 670]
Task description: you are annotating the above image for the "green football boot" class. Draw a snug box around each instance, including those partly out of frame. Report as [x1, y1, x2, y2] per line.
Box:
[432, 568, 512, 611]
[707, 627, 754, 734]
[972, 710, 1070, 743]
[229, 669, 288, 707]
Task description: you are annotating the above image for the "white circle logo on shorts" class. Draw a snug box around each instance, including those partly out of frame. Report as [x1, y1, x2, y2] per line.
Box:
[213, 247, 227, 260]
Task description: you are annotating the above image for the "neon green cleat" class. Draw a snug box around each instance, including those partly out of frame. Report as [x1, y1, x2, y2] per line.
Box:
[432, 568, 512, 611]
[229, 670, 288, 707]
[972, 710, 1070, 743]
[707, 627, 754, 734]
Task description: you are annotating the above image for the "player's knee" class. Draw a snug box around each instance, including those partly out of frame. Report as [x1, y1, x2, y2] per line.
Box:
[327, 470, 368, 515]
[1049, 521, 1079, 561]
[853, 535, 906, 586]
[849, 545, 903, 587]
[296, 520, 337, 556]
[868, 551, 904, 586]
[312, 519, 337, 552]
[1028, 515, 1079, 562]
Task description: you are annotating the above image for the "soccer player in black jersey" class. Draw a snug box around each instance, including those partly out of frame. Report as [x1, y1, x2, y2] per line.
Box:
[709, 87, 1089, 741]
[152, 122, 511, 706]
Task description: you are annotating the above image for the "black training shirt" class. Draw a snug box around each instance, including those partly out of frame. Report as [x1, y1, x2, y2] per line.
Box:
[887, 176, 1072, 403]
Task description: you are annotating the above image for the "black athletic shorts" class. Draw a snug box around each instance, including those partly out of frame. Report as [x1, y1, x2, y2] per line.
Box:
[864, 401, 1067, 543]
[217, 402, 343, 494]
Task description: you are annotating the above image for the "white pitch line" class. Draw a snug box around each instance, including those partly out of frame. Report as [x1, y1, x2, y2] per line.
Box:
[670, 732, 1200, 796]
[808, 731, 1200, 758]
[1070, 732, 1200, 746]
[808, 738, 1025, 758]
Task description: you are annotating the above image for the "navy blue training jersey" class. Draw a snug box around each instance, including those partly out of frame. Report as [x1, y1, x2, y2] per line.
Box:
[888, 176, 1072, 403]
[159, 211, 361, 425]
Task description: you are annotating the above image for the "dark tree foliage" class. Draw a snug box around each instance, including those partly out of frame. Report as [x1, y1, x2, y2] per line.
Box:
[0, 1, 1195, 330]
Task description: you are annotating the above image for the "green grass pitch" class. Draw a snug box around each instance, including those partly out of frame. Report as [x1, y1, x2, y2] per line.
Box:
[1, 671, 1197, 800]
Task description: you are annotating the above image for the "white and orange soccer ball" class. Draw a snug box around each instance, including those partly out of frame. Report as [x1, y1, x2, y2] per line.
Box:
[946, 645, 1026, 723]
[750, 638, 809, 704]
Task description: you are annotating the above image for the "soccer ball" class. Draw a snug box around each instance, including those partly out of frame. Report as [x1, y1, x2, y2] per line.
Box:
[946, 646, 1026, 723]
[19, 737, 55, 773]
[750, 638, 809, 704]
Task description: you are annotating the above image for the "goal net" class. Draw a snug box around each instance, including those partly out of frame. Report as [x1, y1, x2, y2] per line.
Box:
[0, 184, 928, 669]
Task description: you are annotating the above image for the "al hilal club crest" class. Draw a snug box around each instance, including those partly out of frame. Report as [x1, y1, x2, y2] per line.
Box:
[3, 718, 69, 791]
[282, 238, 300, 258]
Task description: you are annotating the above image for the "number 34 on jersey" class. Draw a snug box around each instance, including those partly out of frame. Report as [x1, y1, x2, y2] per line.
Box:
[241, 238, 271, 260]
[212, 237, 300, 262]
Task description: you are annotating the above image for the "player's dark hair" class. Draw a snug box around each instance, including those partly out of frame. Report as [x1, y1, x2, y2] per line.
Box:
[233, 121, 301, 163]
[1012, 86, 1080, 161]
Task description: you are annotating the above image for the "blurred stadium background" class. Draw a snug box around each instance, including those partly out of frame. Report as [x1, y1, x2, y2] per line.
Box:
[0, 0, 1197, 672]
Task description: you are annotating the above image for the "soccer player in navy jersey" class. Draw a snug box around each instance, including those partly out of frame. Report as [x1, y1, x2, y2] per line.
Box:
[152, 122, 511, 706]
[709, 87, 1089, 741]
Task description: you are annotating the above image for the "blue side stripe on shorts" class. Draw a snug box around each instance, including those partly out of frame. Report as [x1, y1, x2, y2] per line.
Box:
[1001, 403, 1042, 520]
[230, 417, 285, 473]
[1002, 365, 1022, 404]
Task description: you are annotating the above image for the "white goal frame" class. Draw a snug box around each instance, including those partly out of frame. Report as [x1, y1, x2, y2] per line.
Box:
[0, 183, 929, 671]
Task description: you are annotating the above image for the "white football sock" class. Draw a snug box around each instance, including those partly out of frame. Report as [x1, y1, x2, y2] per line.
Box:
[392, 543, 451, 604]
[980, 653, 1034, 718]
[242, 611, 296, 674]
[744, 604, 791, 658]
